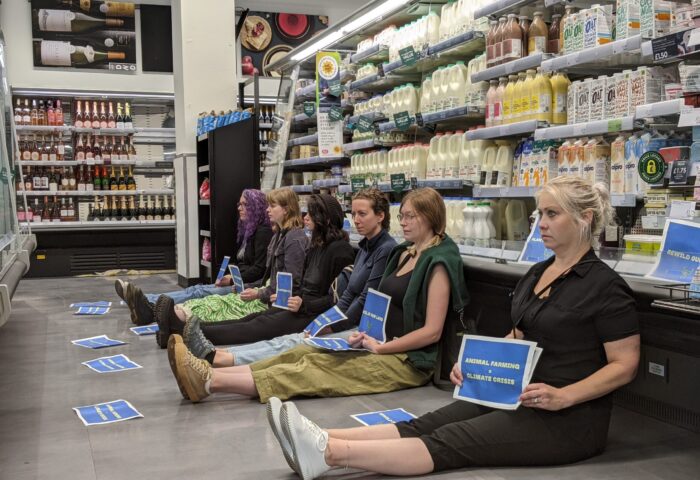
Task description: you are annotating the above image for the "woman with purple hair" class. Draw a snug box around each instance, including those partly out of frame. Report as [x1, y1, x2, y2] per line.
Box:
[116, 189, 273, 346]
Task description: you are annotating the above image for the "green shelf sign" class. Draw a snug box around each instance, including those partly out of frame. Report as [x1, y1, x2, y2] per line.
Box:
[351, 176, 367, 193]
[303, 102, 316, 117]
[328, 80, 343, 97]
[329, 106, 344, 122]
[399, 46, 418, 66]
[357, 116, 374, 133]
[390, 173, 407, 194]
[393, 111, 413, 131]
[638, 151, 666, 184]
[607, 119, 622, 132]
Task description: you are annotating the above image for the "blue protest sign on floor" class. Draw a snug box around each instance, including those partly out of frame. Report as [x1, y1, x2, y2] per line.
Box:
[228, 265, 245, 294]
[82, 354, 142, 373]
[130, 324, 159, 336]
[358, 289, 391, 343]
[519, 216, 554, 264]
[73, 399, 143, 426]
[74, 306, 110, 315]
[352, 408, 417, 426]
[454, 335, 541, 410]
[647, 219, 700, 283]
[70, 301, 112, 308]
[273, 272, 293, 310]
[304, 306, 347, 337]
[72, 335, 126, 349]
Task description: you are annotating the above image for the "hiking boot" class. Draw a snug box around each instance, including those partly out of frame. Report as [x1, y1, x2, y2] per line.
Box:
[280, 402, 330, 480]
[132, 287, 155, 326]
[114, 279, 128, 302]
[155, 295, 184, 349]
[267, 397, 296, 474]
[167, 334, 189, 400]
[183, 315, 215, 360]
[174, 341, 212, 403]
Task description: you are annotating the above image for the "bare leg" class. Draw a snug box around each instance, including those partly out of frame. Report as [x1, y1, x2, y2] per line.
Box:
[174, 305, 187, 322]
[209, 369, 258, 397]
[212, 349, 235, 367]
[325, 437, 434, 476]
[327, 424, 401, 441]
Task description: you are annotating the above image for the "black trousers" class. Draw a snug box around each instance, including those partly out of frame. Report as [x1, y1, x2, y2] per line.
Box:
[396, 400, 609, 472]
[200, 308, 314, 345]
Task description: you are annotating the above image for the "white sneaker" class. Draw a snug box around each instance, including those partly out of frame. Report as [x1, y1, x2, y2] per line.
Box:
[280, 402, 331, 480]
[267, 397, 296, 474]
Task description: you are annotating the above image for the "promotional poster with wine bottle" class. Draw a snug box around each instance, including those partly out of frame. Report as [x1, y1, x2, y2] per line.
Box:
[31, 0, 137, 73]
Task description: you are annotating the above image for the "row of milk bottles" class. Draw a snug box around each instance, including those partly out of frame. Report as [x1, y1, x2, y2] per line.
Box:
[354, 84, 421, 118]
[388, 198, 531, 245]
[420, 58, 490, 113]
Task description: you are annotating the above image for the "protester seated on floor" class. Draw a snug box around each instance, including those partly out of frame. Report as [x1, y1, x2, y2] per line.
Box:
[263, 176, 641, 480]
[182, 188, 397, 367]
[115, 188, 273, 331]
[168, 187, 470, 405]
[150, 188, 309, 347]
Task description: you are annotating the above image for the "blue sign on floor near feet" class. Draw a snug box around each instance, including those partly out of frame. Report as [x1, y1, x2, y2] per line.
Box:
[351, 408, 417, 426]
[273, 272, 293, 310]
[72, 335, 126, 349]
[70, 301, 112, 308]
[74, 306, 111, 315]
[304, 306, 348, 337]
[73, 399, 143, 426]
[82, 354, 142, 373]
[130, 324, 159, 335]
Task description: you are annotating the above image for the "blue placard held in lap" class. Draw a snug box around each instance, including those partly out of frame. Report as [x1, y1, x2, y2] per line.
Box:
[358, 288, 392, 343]
[228, 264, 245, 294]
[273, 272, 293, 310]
[216, 256, 231, 282]
[304, 306, 348, 337]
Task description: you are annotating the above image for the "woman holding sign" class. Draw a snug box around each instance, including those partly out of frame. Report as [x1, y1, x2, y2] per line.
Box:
[264, 177, 640, 480]
[116, 189, 273, 328]
[168, 188, 469, 407]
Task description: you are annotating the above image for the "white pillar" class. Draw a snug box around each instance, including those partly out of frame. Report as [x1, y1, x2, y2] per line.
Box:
[172, 0, 237, 286]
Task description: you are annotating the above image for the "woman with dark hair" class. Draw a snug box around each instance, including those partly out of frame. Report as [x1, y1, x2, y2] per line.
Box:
[172, 193, 354, 363]
[116, 189, 273, 330]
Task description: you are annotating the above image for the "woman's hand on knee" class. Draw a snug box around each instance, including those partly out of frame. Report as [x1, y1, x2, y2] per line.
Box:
[520, 383, 572, 411]
[240, 288, 259, 301]
[450, 362, 463, 386]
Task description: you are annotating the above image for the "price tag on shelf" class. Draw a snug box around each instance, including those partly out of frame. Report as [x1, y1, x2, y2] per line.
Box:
[669, 200, 697, 219]
[607, 118, 622, 132]
[670, 160, 690, 185]
[351, 176, 367, 193]
[573, 124, 586, 136]
[415, 112, 424, 127]
[328, 80, 343, 97]
[677, 106, 700, 127]
[399, 46, 418, 67]
[357, 116, 373, 133]
[650, 30, 685, 63]
[390, 173, 407, 194]
[329, 106, 344, 122]
[303, 102, 316, 118]
[393, 111, 413, 131]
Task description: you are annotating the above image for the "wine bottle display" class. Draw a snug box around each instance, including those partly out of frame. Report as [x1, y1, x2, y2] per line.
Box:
[34, 40, 125, 67]
[33, 9, 124, 32]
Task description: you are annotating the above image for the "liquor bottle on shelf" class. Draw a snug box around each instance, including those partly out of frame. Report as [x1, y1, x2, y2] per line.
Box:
[124, 102, 133, 129]
[85, 166, 94, 192]
[77, 166, 86, 191]
[111, 197, 119, 221]
[49, 136, 58, 161]
[49, 167, 58, 192]
[155, 196, 165, 220]
[102, 135, 112, 164]
[91, 101, 99, 129]
[24, 167, 34, 191]
[85, 134, 94, 161]
[93, 165, 101, 191]
[60, 198, 68, 222]
[51, 196, 61, 223]
[163, 196, 172, 220]
[22, 99, 31, 125]
[93, 136, 102, 163]
[146, 195, 155, 220]
[59, 167, 69, 191]
[42, 196, 51, 223]
[87, 202, 95, 222]
[119, 137, 128, 160]
[74, 100, 84, 128]
[30, 100, 39, 125]
[14, 98, 22, 126]
[39, 136, 48, 161]
[41, 167, 50, 191]
[47, 100, 56, 126]
[107, 102, 116, 128]
[99, 102, 108, 128]
[121, 197, 130, 221]
[109, 165, 118, 190]
[126, 165, 136, 190]
[68, 166, 77, 190]
[32, 198, 42, 223]
[26, 201, 34, 222]
[17, 202, 26, 223]
[14, 166, 23, 192]
[69, 197, 77, 221]
[116, 103, 124, 129]
[55, 99, 64, 126]
[57, 135, 65, 160]
[137, 194, 146, 220]
[38, 100, 47, 126]
[75, 134, 85, 160]
[117, 166, 126, 190]
[128, 136, 137, 159]
[20, 137, 30, 161]
[101, 165, 109, 190]
[32, 9, 125, 32]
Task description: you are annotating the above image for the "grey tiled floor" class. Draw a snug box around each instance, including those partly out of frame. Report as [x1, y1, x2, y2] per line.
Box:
[1, 274, 699, 479]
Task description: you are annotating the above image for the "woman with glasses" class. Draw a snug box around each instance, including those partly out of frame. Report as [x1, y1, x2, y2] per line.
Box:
[167, 187, 469, 406]
[266, 177, 640, 480]
[116, 189, 273, 330]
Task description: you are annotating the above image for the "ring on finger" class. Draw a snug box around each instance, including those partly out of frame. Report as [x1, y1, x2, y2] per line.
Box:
[534, 397, 540, 404]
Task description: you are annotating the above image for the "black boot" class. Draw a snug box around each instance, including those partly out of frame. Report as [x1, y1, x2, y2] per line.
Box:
[131, 285, 155, 326]
[155, 295, 185, 349]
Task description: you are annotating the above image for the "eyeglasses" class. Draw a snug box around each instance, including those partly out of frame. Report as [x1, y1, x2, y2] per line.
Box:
[397, 212, 418, 222]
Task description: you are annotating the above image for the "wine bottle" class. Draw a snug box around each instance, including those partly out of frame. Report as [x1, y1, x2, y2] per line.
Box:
[93, 165, 102, 191]
[99, 102, 108, 128]
[107, 102, 116, 128]
[116, 103, 124, 129]
[30, 100, 39, 125]
[33, 9, 124, 32]
[117, 166, 126, 190]
[41, 167, 50, 191]
[91, 101, 99, 129]
[120, 197, 129, 221]
[14, 98, 22, 125]
[75, 134, 85, 160]
[128, 197, 137, 220]
[33, 198, 43, 223]
[49, 136, 58, 161]
[146, 195, 154, 220]
[34, 40, 126, 67]
[52, 197, 61, 223]
[124, 102, 133, 129]
[128, 136, 137, 159]
[111, 197, 119, 221]
[55, 99, 64, 125]
[49, 167, 58, 192]
[154, 196, 163, 220]
[102, 135, 112, 164]
[40, 136, 49, 161]
[109, 165, 118, 190]
[162, 196, 171, 220]
[119, 137, 128, 160]
[74, 100, 84, 127]
[137, 194, 146, 220]
[101, 165, 109, 190]
[126, 165, 136, 190]
[38, 100, 47, 126]
[47, 100, 56, 126]
[85, 166, 94, 192]
[22, 99, 32, 125]
[85, 134, 94, 160]
[24, 167, 34, 192]
[57, 135, 65, 161]
[42, 196, 51, 223]
[77, 165, 86, 191]
[17, 202, 26, 223]
[87, 202, 95, 221]
[26, 200, 34, 222]
[68, 166, 77, 191]
[60, 197, 68, 221]
[93, 136, 102, 163]
[59, 167, 68, 191]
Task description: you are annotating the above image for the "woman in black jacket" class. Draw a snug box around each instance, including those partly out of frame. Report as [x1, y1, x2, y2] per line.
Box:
[181, 193, 354, 349]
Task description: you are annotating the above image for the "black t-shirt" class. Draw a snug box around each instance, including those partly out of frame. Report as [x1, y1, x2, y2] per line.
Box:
[377, 264, 413, 341]
[512, 249, 639, 388]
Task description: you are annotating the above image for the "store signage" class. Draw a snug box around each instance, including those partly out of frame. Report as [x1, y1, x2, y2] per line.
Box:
[647, 219, 700, 283]
[650, 28, 698, 63]
[357, 116, 374, 133]
[393, 111, 413, 131]
[328, 79, 343, 97]
[351, 176, 367, 193]
[638, 151, 666, 184]
[399, 46, 418, 66]
[390, 173, 407, 194]
[329, 106, 344, 122]
[303, 102, 316, 117]
[316, 51, 341, 105]
[670, 160, 690, 185]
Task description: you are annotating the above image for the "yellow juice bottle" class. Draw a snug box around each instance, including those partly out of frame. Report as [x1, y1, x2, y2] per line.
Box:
[503, 74, 517, 124]
[534, 68, 553, 124]
[550, 71, 571, 125]
[512, 72, 527, 123]
[523, 69, 537, 121]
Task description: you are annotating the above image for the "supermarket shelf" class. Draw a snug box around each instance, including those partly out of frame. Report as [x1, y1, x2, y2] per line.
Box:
[348, 111, 386, 125]
[260, 146, 269, 152]
[471, 52, 550, 83]
[291, 185, 313, 193]
[17, 159, 171, 167]
[419, 105, 485, 125]
[199, 199, 210, 206]
[338, 185, 353, 194]
[351, 45, 390, 65]
[635, 99, 685, 119]
[540, 35, 643, 74]
[293, 112, 316, 123]
[200, 260, 212, 269]
[296, 83, 317, 100]
[200, 229, 211, 237]
[348, 73, 422, 93]
[289, 133, 319, 146]
[15, 125, 72, 133]
[259, 123, 273, 129]
[473, 0, 538, 20]
[458, 244, 522, 262]
[466, 120, 543, 140]
[197, 132, 208, 142]
[343, 139, 377, 152]
[417, 179, 472, 189]
[473, 185, 540, 198]
[19, 189, 174, 197]
[534, 116, 635, 140]
[74, 127, 137, 135]
[611, 193, 639, 207]
[17, 125, 175, 139]
[198, 165, 209, 173]
[282, 156, 347, 168]
[28, 220, 175, 231]
[640, 27, 700, 64]
[312, 178, 345, 189]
